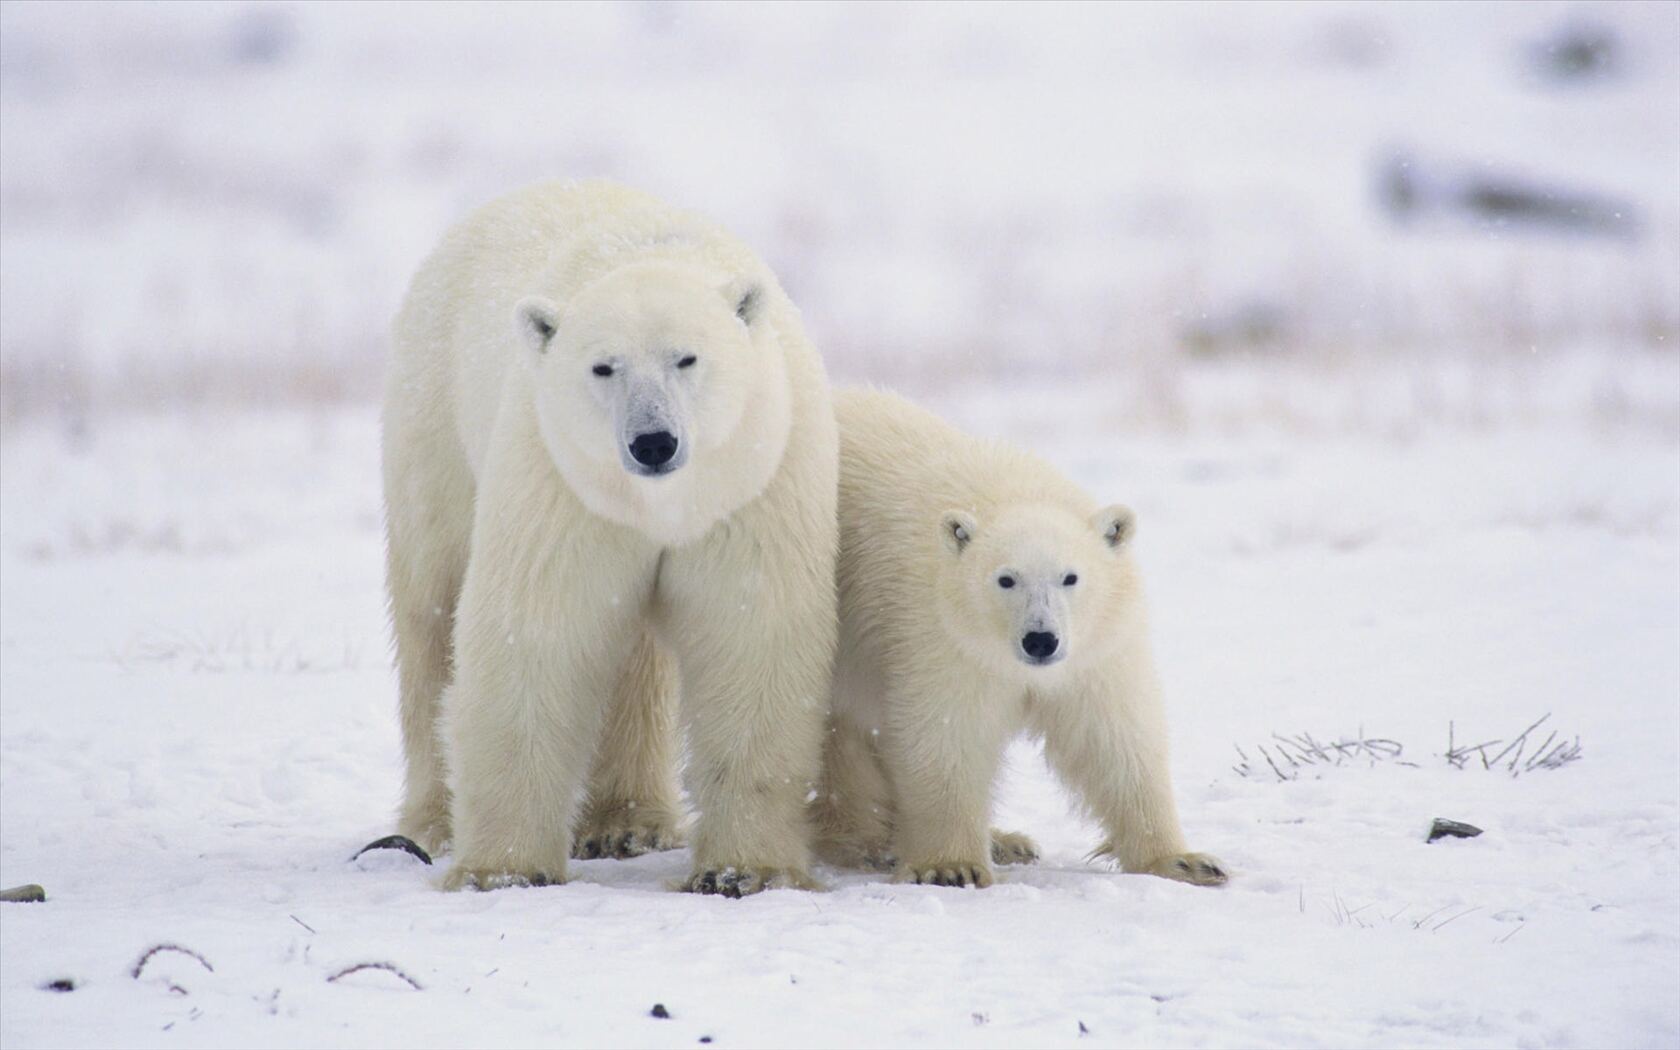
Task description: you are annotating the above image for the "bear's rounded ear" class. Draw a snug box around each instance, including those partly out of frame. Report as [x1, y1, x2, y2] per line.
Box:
[514, 296, 559, 356]
[940, 509, 978, 554]
[1093, 504, 1136, 550]
[720, 278, 763, 326]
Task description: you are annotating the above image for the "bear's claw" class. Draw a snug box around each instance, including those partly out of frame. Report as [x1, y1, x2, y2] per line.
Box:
[442, 866, 564, 892]
[1149, 851, 1229, 886]
[571, 803, 683, 861]
[680, 866, 813, 897]
[989, 829, 1041, 866]
[902, 861, 994, 888]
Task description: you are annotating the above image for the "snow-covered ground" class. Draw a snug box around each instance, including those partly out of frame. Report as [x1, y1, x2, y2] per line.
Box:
[3, 2, 1679, 1047]
[2, 355, 1676, 1047]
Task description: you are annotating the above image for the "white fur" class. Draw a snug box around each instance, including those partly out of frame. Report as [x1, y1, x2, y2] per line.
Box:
[815, 389, 1225, 888]
[383, 180, 837, 893]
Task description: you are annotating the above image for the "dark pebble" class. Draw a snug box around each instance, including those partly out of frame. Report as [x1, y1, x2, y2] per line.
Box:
[651, 1003, 670, 1019]
[1427, 818, 1484, 843]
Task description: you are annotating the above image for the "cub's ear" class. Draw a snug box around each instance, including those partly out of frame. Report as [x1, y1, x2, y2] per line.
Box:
[514, 296, 559, 355]
[721, 278, 764, 326]
[940, 509, 978, 555]
[1093, 504, 1136, 550]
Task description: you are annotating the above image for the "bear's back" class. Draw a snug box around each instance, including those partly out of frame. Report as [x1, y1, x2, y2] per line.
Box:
[833, 388, 1098, 639]
[835, 388, 1095, 534]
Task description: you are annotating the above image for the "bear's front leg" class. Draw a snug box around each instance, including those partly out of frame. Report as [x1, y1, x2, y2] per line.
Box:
[1033, 662, 1228, 887]
[882, 668, 1018, 889]
[657, 500, 836, 896]
[442, 434, 660, 891]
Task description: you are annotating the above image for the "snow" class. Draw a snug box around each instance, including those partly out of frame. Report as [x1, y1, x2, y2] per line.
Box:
[3, 2, 1679, 1046]
[3, 360, 1677, 1046]
[2, 2, 1678, 410]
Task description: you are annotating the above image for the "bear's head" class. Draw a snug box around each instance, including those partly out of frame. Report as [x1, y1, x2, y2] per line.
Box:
[934, 502, 1139, 680]
[514, 258, 792, 543]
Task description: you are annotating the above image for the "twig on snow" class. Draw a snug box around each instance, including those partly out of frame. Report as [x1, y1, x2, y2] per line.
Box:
[326, 962, 423, 990]
[1431, 905, 1481, 932]
[132, 944, 214, 979]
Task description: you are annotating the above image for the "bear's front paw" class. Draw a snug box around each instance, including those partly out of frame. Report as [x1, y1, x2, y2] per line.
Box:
[441, 865, 565, 892]
[899, 860, 995, 888]
[572, 802, 684, 860]
[1146, 852, 1229, 887]
[680, 866, 816, 898]
[989, 828, 1041, 866]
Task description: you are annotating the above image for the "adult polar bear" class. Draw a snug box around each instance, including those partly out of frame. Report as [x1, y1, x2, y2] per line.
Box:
[384, 181, 837, 894]
[816, 389, 1224, 889]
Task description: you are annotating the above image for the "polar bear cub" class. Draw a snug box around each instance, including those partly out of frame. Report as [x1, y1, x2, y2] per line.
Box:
[815, 389, 1225, 888]
[383, 181, 837, 895]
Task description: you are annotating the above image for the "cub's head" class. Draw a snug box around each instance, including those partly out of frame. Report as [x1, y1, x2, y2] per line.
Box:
[515, 258, 790, 541]
[935, 502, 1139, 679]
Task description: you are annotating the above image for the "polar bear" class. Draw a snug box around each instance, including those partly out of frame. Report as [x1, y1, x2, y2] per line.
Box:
[383, 180, 837, 894]
[814, 389, 1225, 889]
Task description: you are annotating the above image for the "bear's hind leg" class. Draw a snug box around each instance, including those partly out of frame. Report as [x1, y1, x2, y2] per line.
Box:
[573, 629, 686, 860]
[813, 718, 896, 870]
[383, 429, 473, 857]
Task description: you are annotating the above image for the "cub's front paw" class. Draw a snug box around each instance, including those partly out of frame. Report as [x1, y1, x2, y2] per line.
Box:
[989, 828, 1041, 866]
[680, 866, 816, 898]
[1146, 851, 1229, 887]
[441, 864, 565, 892]
[572, 802, 684, 860]
[899, 860, 995, 888]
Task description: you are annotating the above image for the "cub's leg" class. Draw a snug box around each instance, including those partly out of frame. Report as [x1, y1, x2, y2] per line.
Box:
[382, 395, 474, 857]
[1033, 666, 1227, 887]
[813, 718, 896, 870]
[572, 629, 685, 860]
[882, 668, 1017, 888]
[442, 411, 660, 891]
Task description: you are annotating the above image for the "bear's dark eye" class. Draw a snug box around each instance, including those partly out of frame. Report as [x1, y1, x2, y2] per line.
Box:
[1063, 573, 1078, 586]
[592, 363, 614, 377]
[677, 354, 698, 369]
[998, 575, 1015, 589]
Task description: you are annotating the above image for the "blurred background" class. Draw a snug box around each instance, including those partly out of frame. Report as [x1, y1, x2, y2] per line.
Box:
[2, 0, 1677, 433]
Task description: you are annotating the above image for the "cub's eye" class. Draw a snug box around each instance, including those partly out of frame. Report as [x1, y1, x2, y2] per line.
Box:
[1063, 573, 1079, 586]
[997, 575, 1015, 589]
[592, 364, 614, 378]
[677, 354, 698, 369]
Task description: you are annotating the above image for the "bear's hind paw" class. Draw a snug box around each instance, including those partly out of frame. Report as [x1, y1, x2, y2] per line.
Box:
[571, 804, 684, 860]
[989, 828, 1041, 866]
[900, 861, 995, 888]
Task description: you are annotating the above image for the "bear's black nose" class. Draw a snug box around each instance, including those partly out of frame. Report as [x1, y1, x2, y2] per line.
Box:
[629, 430, 680, 468]
[1021, 631, 1059, 661]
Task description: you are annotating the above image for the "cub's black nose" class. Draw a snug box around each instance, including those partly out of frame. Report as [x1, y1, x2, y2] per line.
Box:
[1021, 631, 1060, 661]
[629, 430, 679, 468]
